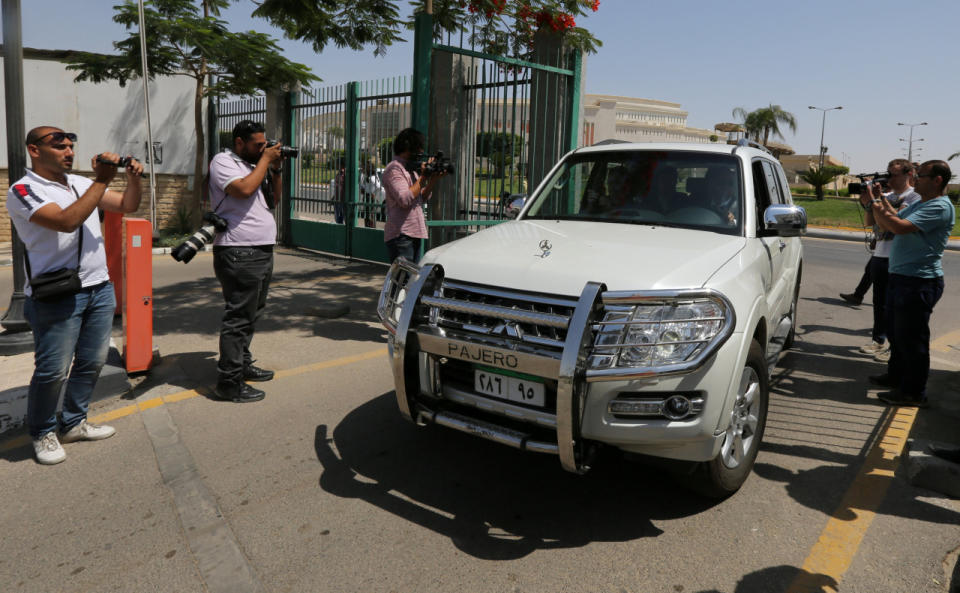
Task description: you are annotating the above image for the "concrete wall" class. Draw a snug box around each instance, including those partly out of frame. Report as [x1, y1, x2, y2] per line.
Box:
[1, 49, 201, 241]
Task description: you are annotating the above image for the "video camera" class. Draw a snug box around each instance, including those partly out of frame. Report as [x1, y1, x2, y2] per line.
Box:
[266, 140, 299, 159]
[848, 172, 890, 195]
[406, 151, 455, 177]
[95, 155, 134, 168]
[170, 211, 229, 264]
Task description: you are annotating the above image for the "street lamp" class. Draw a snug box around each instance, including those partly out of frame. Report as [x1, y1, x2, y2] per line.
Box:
[809, 105, 843, 169]
[897, 121, 927, 162]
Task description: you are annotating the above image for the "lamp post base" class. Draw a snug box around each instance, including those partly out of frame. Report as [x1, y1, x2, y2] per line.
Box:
[0, 329, 33, 356]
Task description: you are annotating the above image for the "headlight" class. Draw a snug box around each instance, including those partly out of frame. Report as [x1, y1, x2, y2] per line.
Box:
[588, 296, 731, 372]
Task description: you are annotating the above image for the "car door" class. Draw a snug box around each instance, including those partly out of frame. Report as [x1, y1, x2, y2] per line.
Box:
[752, 158, 789, 320]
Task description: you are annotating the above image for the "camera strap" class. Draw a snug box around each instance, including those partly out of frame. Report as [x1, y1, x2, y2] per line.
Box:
[24, 185, 84, 279]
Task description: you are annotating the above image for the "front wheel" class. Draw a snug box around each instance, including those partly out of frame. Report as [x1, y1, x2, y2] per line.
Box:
[695, 340, 769, 498]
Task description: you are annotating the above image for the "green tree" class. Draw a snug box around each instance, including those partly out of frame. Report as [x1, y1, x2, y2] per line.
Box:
[800, 165, 848, 200]
[732, 104, 798, 147]
[376, 136, 396, 166]
[66, 0, 321, 215]
[325, 125, 345, 150]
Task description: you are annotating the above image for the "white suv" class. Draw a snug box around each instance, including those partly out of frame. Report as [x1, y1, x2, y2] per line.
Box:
[378, 142, 805, 496]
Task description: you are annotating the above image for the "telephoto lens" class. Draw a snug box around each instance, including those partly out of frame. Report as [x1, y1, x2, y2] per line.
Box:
[170, 212, 228, 263]
[170, 226, 216, 263]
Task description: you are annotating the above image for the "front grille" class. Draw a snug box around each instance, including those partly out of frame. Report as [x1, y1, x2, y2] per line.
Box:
[427, 280, 578, 353]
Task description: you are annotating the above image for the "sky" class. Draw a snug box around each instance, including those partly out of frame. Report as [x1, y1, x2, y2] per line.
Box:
[10, 0, 960, 175]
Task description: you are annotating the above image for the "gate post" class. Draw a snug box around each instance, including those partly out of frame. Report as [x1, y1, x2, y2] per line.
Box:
[411, 12, 433, 137]
[528, 31, 580, 194]
[344, 81, 360, 257]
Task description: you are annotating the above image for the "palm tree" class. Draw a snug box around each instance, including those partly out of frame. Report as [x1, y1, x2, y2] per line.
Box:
[732, 104, 798, 147]
[799, 165, 847, 200]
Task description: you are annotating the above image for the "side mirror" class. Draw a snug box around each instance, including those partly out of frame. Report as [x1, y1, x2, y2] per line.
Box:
[502, 194, 526, 219]
[763, 204, 807, 237]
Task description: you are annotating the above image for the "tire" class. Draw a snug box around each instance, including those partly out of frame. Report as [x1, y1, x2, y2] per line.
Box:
[695, 340, 769, 498]
[783, 263, 802, 350]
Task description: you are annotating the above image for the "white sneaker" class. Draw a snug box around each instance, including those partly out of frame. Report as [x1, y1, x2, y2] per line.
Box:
[59, 420, 116, 443]
[860, 341, 889, 355]
[874, 350, 891, 363]
[33, 432, 66, 465]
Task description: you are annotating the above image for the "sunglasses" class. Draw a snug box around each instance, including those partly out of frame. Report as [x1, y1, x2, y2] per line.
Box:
[915, 173, 938, 179]
[29, 131, 78, 146]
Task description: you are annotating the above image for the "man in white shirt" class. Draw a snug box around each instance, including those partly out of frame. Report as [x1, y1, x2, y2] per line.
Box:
[5, 126, 143, 465]
[207, 120, 284, 403]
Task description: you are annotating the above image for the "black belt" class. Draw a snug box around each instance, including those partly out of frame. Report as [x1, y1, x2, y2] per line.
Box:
[213, 244, 274, 254]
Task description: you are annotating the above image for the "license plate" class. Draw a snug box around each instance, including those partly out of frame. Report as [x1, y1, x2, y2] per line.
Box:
[474, 369, 545, 407]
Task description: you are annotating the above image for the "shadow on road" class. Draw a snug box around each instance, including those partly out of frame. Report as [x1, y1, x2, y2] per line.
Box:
[151, 267, 386, 342]
[314, 392, 726, 560]
[694, 564, 838, 593]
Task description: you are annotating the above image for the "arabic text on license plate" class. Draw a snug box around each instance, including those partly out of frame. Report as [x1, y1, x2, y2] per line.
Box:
[474, 370, 545, 407]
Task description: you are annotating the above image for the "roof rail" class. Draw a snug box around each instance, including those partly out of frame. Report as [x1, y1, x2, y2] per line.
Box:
[731, 138, 772, 156]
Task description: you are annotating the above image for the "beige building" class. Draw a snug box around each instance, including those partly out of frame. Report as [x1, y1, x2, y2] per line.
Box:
[581, 94, 719, 146]
[780, 154, 855, 190]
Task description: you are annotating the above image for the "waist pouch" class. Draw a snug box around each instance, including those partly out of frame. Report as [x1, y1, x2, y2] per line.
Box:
[30, 267, 82, 302]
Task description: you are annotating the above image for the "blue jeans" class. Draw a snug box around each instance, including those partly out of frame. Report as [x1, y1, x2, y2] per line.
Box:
[886, 274, 944, 398]
[386, 234, 422, 263]
[23, 282, 116, 438]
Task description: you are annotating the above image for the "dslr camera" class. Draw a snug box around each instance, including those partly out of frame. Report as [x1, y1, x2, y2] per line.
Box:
[406, 151, 455, 177]
[170, 211, 229, 264]
[848, 172, 890, 195]
[266, 140, 299, 159]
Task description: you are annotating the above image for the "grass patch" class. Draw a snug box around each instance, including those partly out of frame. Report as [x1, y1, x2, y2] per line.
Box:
[794, 195, 960, 235]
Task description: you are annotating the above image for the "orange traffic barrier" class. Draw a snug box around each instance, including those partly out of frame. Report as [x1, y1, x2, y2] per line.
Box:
[122, 218, 154, 372]
[103, 210, 123, 314]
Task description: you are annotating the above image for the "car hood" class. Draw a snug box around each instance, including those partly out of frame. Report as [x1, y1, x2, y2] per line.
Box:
[421, 220, 746, 296]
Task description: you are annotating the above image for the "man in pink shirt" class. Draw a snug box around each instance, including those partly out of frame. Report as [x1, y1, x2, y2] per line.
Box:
[382, 128, 446, 262]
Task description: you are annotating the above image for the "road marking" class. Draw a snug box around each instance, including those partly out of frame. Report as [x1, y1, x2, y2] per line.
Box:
[0, 346, 387, 453]
[786, 404, 918, 593]
[931, 328, 960, 353]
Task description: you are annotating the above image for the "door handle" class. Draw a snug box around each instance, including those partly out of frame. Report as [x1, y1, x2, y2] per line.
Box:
[778, 240, 786, 252]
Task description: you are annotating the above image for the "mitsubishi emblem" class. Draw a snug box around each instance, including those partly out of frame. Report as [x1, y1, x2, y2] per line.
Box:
[536, 239, 552, 258]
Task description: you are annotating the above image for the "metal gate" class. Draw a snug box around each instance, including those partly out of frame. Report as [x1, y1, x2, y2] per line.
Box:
[411, 13, 583, 248]
[286, 78, 412, 262]
[212, 16, 580, 264]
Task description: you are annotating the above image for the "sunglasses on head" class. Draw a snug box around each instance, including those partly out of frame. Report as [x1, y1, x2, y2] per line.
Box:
[29, 131, 78, 146]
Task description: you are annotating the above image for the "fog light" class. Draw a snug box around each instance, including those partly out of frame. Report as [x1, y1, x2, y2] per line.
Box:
[663, 395, 692, 420]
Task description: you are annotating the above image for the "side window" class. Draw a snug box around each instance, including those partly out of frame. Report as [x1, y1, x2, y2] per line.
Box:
[752, 160, 772, 233]
[773, 164, 792, 204]
[762, 161, 784, 204]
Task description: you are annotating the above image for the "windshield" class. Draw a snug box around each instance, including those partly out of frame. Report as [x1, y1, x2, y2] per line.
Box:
[523, 150, 743, 235]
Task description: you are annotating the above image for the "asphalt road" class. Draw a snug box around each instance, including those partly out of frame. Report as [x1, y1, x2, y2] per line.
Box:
[0, 237, 958, 593]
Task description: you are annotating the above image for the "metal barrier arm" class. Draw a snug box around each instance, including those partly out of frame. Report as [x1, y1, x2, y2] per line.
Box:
[556, 281, 605, 474]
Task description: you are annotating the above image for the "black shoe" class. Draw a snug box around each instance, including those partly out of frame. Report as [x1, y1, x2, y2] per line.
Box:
[243, 365, 275, 382]
[214, 381, 266, 403]
[877, 391, 928, 408]
[868, 373, 895, 387]
[927, 443, 960, 463]
[840, 293, 863, 305]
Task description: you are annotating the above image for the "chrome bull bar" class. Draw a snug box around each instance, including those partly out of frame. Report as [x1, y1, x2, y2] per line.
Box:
[385, 259, 605, 474]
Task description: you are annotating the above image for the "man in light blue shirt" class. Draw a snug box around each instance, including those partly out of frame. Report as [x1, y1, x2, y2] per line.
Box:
[864, 160, 954, 407]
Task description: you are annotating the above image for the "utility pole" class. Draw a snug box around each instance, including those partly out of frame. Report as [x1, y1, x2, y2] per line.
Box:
[0, 0, 34, 354]
[897, 121, 927, 162]
[808, 105, 842, 169]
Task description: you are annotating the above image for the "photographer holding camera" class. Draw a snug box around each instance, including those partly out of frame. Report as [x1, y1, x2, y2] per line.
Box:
[207, 119, 284, 403]
[382, 128, 447, 263]
[864, 160, 955, 408]
[848, 160, 919, 361]
[5, 126, 143, 464]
